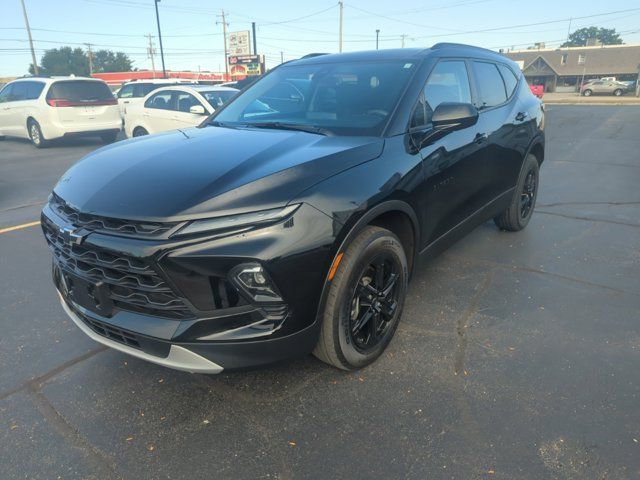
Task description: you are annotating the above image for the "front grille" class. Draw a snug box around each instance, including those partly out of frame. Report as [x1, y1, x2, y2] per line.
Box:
[43, 214, 193, 319]
[50, 192, 178, 237]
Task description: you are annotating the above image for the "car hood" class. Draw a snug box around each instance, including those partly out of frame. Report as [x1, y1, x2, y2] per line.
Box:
[53, 126, 384, 221]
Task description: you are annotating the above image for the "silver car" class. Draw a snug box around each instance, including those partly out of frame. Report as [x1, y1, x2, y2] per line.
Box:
[581, 80, 629, 97]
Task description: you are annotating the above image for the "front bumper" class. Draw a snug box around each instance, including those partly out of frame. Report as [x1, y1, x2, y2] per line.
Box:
[43, 201, 336, 372]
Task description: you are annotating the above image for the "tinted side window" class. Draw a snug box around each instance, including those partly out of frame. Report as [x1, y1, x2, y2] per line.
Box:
[411, 60, 471, 128]
[10, 82, 28, 101]
[0, 84, 13, 103]
[472, 61, 507, 108]
[26, 81, 45, 100]
[118, 84, 134, 98]
[145, 90, 174, 110]
[497, 64, 518, 98]
[176, 92, 202, 113]
[133, 84, 148, 97]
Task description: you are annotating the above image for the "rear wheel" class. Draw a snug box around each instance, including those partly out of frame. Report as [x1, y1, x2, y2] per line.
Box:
[132, 127, 148, 137]
[613, 89, 623, 97]
[100, 131, 118, 144]
[494, 153, 539, 232]
[582, 89, 592, 97]
[313, 226, 408, 370]
[28, 120, 48, 148]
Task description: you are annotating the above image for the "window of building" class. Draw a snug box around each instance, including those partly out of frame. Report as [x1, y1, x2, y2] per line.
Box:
[561, 54, 568, 65]
[578, 54, 586, 65]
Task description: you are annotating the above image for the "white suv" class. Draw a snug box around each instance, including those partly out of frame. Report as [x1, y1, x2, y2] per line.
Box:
[117, 79, 193, 116]
[0, 77, 121, 148]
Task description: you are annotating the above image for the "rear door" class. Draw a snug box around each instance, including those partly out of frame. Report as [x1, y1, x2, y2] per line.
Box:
[0, 84, 15, 134]
[117, 83, 134, 115]
[142, 90, 177, 133]
[413, 59, 487, 243]
[4, 82, 30, 135]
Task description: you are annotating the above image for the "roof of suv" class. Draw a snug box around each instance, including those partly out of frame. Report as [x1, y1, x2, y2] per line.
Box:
[289, 43, 515, 67]
[12, 76, 105, 84]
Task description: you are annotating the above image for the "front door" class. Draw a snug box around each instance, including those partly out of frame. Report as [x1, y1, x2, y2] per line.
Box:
[413, 59, 488, 245]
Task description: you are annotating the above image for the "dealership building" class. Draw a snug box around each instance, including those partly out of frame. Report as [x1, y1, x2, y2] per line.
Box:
[503, 44, 640, 93]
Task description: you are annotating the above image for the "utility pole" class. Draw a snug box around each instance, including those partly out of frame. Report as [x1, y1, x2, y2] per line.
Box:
[252, 21, 257, 56]
[85, 43, 93, 76]
[338, 1, 343, 53]
[375, 29, 380, 50]
[154, 0, 167, 78]
[401, 34, 407, 48]
[147, 34, 157, 78]
[566, 18, 572, 45]
[20, 0, 38, 75]
[280, 51, 284, 64]
[216, 10, 229, 80]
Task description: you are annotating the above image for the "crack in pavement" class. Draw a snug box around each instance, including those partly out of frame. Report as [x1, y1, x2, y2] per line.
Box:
[550, 159, 640, 169]
[537, 201, 640, 208]
[535, 210, 640, 228]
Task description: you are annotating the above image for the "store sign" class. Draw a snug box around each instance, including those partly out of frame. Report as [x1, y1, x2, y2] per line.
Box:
[228, 55, 264, 77]
[228, 31, 251, 56]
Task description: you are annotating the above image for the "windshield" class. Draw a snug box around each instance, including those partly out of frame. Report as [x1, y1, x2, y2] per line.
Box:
[201, 90, 237, 109]
[211, 60, 418, 136]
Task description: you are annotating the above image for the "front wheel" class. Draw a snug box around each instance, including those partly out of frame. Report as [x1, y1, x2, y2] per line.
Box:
[494, 153, 539, 232]
[582, 89, 592, 97]
[613, 89, 623, 97]
[313, 226, 408, 370]
[132, 127, 148, 137]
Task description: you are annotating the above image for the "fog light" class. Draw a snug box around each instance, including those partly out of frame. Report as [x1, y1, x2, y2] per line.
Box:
[231, 264, 282, 303]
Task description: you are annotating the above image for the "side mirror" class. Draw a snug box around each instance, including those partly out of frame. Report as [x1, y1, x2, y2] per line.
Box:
[432, 102, 478, 131]
[190, 104, 206, 115]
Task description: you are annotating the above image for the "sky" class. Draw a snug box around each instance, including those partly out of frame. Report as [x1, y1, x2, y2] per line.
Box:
[2, 0, 640, 76]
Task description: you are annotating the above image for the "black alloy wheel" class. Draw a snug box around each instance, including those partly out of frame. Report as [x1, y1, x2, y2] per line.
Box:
[520, 169, 537, 219]
[349, 254, 400, 352]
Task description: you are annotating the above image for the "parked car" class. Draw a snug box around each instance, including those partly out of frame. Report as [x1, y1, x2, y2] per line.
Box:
[42, 44, 544, 373]
[116, 78, 194, 116]
[581, 80, 629, 97]
[0, 76, 121, 147]
[529, 84, 544, 99]
[123, 85, 238, 137]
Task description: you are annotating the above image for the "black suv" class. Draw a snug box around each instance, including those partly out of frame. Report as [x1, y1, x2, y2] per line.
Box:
[42, 44, 544, 373]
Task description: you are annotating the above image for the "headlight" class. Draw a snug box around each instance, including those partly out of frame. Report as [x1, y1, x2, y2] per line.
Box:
[175, 204, 300, 236]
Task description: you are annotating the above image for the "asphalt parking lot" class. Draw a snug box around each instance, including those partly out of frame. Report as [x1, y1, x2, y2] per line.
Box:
[1, 106, 639, 479]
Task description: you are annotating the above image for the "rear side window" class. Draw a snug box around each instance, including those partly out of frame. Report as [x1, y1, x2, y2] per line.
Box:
[472, 62, 507, 109]
[497, 64, 518, 98]
[145, 90, 174, 110]
[48, 81, 113, 101]
[26, 81, 45, 100]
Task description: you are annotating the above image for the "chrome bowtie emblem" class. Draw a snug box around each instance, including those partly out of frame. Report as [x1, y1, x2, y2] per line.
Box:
[59, 226, 86, 246]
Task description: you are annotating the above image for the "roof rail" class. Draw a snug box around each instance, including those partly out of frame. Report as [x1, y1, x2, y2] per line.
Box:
[431, 42, 495, 53]
[300, 53, 330, 59]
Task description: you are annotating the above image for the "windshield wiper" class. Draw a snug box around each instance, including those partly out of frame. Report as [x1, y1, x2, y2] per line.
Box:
[245, 122, 333, 136]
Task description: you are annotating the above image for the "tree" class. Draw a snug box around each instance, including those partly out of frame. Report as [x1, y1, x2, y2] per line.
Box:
[29, 47, 89, 76]
[561, 27, 623, 48]
[92, 50, 133, 73]
[28, 47, 133, 76]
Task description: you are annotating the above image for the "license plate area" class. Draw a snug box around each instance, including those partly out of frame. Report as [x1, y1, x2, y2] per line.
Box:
[59, 268, 114, 317]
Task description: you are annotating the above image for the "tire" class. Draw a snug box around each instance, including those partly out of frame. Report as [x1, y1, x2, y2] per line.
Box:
[28, 120, 48, 148]
[132, 127, 148, 137]
[582, 89, 592, 97]
[313, 226, 408, 370]
[494, 153, 539, 232]
[613, 89, 623, 97]
[100, 131, 118, 144]
[0, 135, 5, 141]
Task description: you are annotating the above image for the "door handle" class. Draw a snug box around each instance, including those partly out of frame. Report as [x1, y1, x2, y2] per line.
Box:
[515, 111, 528, 122]
[474, 132, 488, 144]
[123, 100, 130, 104]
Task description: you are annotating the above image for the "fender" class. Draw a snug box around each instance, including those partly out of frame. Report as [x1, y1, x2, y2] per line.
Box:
[311, 199, 420, 328]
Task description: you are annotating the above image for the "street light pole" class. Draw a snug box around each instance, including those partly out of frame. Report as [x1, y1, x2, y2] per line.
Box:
[375, 29, 380, 50]
[154, 0, 167, 78]
[338, 1, 343, 53]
